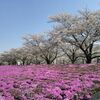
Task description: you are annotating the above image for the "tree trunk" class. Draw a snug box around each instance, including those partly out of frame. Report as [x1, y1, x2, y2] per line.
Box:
[46, 59, 52, 64]
[71, 60, 75, 64]
[86, 59, 92, 64]
[86, 56, 92, 64]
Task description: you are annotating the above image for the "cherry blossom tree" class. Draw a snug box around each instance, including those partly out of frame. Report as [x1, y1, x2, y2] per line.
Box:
[49, 9, 100, 63]
[23, 34, 62, 64]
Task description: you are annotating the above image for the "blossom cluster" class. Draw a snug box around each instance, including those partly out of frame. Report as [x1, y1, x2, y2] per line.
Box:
[0, 64, 100, 100]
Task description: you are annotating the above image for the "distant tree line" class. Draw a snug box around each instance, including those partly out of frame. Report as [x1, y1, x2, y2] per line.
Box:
[0, 9, 100, 65]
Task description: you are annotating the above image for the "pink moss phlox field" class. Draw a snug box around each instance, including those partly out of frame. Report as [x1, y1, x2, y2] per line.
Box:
[0, 64, 100, 100]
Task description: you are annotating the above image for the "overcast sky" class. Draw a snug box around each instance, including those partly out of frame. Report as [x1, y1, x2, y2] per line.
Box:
[0, 0, 100, 52]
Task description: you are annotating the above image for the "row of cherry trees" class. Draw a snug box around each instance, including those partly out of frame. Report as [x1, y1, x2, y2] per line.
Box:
[0, 9, 100, 65]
